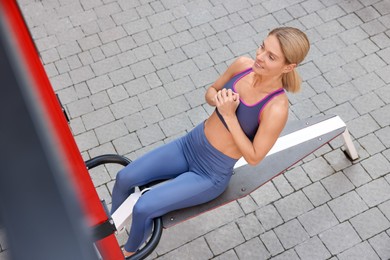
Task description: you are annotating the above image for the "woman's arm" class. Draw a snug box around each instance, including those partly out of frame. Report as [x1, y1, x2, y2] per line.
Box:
[219, 92, 288, 165]
[205, 57, 252, 106]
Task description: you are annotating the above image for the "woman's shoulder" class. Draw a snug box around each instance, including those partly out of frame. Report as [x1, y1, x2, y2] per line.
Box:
[231, 56, 254, 70]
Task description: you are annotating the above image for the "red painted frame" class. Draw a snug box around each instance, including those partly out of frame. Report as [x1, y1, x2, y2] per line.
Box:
[0, 1, 122, 259]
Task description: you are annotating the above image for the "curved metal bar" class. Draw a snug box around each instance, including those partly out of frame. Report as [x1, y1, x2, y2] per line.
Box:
[85, 154, 131, 169]
[127, 217, 163, 260]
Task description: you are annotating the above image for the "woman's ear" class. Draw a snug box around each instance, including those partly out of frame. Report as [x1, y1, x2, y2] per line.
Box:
[283, 63, 296, 73]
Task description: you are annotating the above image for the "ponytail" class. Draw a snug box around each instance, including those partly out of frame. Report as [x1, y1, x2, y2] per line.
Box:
[282, 68, 301, 93]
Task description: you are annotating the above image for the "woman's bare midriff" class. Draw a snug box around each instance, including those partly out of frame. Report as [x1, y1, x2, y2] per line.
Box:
[204, 111, 242, 160]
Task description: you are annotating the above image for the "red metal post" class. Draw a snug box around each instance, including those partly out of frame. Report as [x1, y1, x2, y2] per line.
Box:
[0, 1, 123, 259]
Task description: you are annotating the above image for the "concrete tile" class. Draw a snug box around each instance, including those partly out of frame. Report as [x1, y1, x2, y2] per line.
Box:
[328, 191, 369, 222]
[319, 222, 361, 254]
[357, 178, 390, 207]
[361, 153, 390, 179]
[260, 230, 284, 256]
[338, 241, 380, 260]
[255, 204, 283, 231]
[303, 182, 332, 207]
[298, 204, 338, 236]
[295, 236, 331, 260]
[157, 237, 213, 260]
[250, 181, 281, 208]
[274, 191, 314, 222]
[368, 231, 390, 259]
[350, 208, 390, 240]
[321, 172, 354, 198]
[343, 164, 372, 188]
[236, 213, 265, 240]
[205, 222, 245, 255]
[235, 237, 270, 260]
[274, 219, 310, 249]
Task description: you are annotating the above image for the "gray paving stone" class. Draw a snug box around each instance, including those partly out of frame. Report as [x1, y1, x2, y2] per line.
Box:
[138, 87, 170, 108]
[69, 65, 95, 84]
[323, 68, 352, 88]
[357, 178, 390, 207]
[74, 130, 99, 152]
[343, 164, 372, 187]
[86, 75, 114, 94]
[107, 85, 129, 103]
[140, 106, 164, 125]
[236, 213, 265, 240]
[186, 106, 208, 126]
[164, 76, 196, 98]
[110, 97, 142, 119]
[379, 199, 390, 221]
[212, 249, 238, 260]
[274, 219, 310, 249]
[298, 204, 338, 236]
[316, 20, 345, 39]
[82, 107, 114, 130]
[328, 191, 369, 222]
[319, 222, 361, 255]
[302, 157, 335, 182]
[342, 60, 368, 79]
[274, 191, 314, 221]
[137, 124, 165, 146]
[205, 222, 245, 255]
[250, 181, 281, 208]
[294, 235, 331, 260]
[272, 174, 294, 197]
[359, 133, 386, 156]
[159, 113, 193, 136]
[338, 241, 380, 260]
[357, 39, 380, 56]
[95, 120, 128, 144]
[271, 249, 300, 260]
[325, 149, 353, 172]
[123, 113, 146, 133]
[348, 114, 381, 139]
[376, 126, 390, 148]
[260, 230, 284, 256]
[190, 67, 219, 88]
[350, 207, 390, 240]
[284, 166, 312, 191]
[90, 91, 111, 109]
[158, 237, 212, 260]
[321, 172, 354, 198]
[88, 142, 117, 161]
[235, 237, 270, 260]
[361, 153, 390, 179]
[255, 204, 283, 231]
[303, 182, 332, 206]
[158, 96, 190, 118]
[368, 231, 390, 260]
[357, 6, 381, 22]
[157, 202, 244, 255]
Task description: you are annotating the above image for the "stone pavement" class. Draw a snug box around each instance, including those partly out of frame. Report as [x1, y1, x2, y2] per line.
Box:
[1, 0, 390, 259]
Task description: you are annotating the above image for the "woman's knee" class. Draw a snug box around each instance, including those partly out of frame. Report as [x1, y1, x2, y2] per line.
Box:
[132, 198, 153, 219]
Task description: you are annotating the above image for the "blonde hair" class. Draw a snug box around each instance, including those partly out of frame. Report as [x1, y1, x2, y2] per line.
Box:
[269, 27, 310, 93]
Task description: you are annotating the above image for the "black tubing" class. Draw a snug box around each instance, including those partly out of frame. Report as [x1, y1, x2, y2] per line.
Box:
[127, 217, 163, 260]
[85, 154, 131, 169]
[85, 154, 164, 259]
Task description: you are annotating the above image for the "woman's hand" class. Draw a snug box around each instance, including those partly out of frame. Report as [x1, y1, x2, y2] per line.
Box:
[215, 88, 240, 119]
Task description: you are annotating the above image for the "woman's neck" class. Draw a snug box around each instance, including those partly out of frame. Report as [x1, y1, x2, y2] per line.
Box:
[251, 73, 283, 92]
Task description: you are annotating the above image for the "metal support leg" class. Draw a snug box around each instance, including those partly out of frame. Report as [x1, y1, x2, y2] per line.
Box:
[342, 129, 359, 161]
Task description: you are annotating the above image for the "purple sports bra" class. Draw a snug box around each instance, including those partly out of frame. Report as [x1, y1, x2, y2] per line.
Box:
[216, 68, 285, 141]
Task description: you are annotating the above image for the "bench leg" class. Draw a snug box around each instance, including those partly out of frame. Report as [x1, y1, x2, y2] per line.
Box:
[342, 129, 359, 161]
[111, 191, 141, 234]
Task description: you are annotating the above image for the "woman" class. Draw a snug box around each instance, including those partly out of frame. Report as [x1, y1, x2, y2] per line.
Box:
[111, 27, 310, 257]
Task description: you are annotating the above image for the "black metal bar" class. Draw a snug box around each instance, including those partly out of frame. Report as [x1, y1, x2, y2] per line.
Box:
[127, 217, 163, 260]
[85, 154, 131, 169]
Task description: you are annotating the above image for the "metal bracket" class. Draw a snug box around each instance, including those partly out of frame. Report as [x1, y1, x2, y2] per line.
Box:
[342, 129, 359, 161]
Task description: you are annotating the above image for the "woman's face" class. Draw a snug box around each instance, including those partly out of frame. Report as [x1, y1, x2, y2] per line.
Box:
[252, 34, 293, 78]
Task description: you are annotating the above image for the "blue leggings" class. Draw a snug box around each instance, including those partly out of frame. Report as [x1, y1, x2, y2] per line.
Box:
[111, 122, 237, 252]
